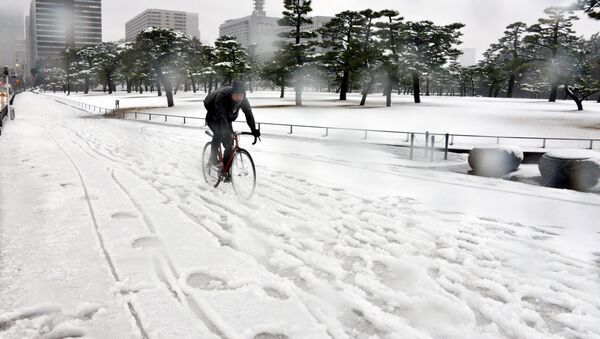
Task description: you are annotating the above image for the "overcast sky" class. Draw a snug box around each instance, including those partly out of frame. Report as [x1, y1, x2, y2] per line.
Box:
[9, 0, 600, 59]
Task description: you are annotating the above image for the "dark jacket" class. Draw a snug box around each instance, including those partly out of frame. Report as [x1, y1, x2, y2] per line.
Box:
[204, 86, 257, 132]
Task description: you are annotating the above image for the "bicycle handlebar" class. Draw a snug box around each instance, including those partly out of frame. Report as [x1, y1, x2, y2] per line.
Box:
[239, 132, 261, 145]
[206, 130, 261, 145]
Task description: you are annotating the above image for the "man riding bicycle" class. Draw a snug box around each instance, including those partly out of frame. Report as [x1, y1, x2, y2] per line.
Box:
[204, 81, 260, 169]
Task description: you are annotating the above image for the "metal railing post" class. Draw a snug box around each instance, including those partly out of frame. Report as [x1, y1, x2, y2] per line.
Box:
[135, 112, 138, 119]
[183, 117, 186, 124]
[430, 135, 435, 162]
[149, 114, 152, 121]
[424, 131, 430, 157]
[444, 133, 449, 160]
[590, 140, 594, 149]
[410, 133, 415, 160]
[289, 125, 293, 134]
[542, 138, 546, 148]
[324, 127, 329, 137]
[496, 137, 500, 144]
[363, 130, 368, 140]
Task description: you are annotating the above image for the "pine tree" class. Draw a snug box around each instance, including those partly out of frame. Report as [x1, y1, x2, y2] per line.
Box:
[76, 46, 98, 94]
[402, 20, 464, 104]
[92, 42, 120, 95]
[135, 27, 190, 107]
[358, 9, 383, 106]
[524, 7, 580, 102]
[487, 22, 539, 98]
[278, 0, 317, 106]
[262, 42, 296, 98]
[319, 11, 366, 101]
[213, 36, 248, 86]
[563, 37, 600, 110]
[375, 10, 404, 107]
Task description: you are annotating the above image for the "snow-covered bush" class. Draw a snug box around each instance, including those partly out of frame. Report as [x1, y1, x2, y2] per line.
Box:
[539, 149, 600, 191]
[468, 145, 524, 177]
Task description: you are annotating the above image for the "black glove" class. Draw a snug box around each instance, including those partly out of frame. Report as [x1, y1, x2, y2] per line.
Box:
[252, 129, 261, 138]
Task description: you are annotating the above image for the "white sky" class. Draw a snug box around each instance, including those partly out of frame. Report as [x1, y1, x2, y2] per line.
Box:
[7, 0, 600, 59]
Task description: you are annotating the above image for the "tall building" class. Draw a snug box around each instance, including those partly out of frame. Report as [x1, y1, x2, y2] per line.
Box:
[125, 9, 201, 42]
[219, 0, 279, 56]
[0, 6, 25, 68]
[219, 0, 332, 58]
[459, 48, 477, 67]
[28, 0, 102, 66]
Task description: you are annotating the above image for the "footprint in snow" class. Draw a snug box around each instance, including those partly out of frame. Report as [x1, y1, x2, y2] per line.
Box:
[111, 211, 138, 220]
[186, 272, 231, 291]
[131, 236, 162, 250]
[186, 272, 289, 300]
[254, 333, 289, 339]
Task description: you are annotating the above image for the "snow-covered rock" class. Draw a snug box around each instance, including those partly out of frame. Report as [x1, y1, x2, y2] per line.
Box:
[539, 149, 600, 191]
[468, 145, 524, 176]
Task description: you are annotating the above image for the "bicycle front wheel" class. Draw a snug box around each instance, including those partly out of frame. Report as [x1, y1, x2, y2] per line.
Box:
[230, 149, 256, 200]
[202, 142, 221, 188]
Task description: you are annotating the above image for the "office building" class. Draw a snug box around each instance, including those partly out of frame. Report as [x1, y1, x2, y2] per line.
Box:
[27, 0, 102, 65]
[125, 9, 201, 42]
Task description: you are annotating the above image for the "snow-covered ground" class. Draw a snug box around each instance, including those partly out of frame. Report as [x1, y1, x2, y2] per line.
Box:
[1, 93, 600, 338]
[48, 90, 600, 151]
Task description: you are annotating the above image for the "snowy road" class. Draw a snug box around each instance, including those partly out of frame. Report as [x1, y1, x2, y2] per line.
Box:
[1, 93, 599, 338]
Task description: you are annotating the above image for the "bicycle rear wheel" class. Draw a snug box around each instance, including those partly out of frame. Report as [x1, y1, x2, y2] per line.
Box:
[202, 142, 221, 188]
[230, 149, 256, 200]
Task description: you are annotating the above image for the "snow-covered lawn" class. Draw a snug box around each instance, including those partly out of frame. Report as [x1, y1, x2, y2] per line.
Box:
[1, 93, 599, 338]
[49, 90, 600, 148]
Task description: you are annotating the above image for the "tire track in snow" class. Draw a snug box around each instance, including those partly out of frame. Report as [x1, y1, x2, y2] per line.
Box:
[41, 126, 150, 339]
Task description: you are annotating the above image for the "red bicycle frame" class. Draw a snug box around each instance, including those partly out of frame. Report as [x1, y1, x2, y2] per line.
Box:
[216, 133, 241, 177]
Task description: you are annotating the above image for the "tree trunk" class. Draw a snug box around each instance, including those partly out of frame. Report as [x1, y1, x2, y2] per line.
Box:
[191, 77, 197, 93]
[565, 87, 583, 111]
[425, 75, 430, 96]
[126, 77, 131, 93]
[506, 73, 516, 98]
[488, 86, 494, 98]
[295, 69, 303, 106]
[209, 75, 214, 93]
[412, 71, 421, 104]
[280, 74, 285, 98]
[159, 73, 174, 107]
[359, 71, 374, 106]
[549, 82, 558, 102]
[107, 75, 113, 95]
[340, 70, 350, 101]
[84, 76, 90, 94]
[157, 80, 162, 97]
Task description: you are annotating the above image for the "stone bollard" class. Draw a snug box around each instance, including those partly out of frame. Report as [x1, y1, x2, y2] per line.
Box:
[539, 149, 600, 191]
[468, 145, 524, 177]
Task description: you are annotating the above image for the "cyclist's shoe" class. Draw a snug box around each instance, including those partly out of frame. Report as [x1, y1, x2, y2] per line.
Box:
[208, 157, 220, 168]
[223, 172, 232, 183]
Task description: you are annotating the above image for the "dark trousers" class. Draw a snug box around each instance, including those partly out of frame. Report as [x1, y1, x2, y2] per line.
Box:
[207, 116, 234, 165]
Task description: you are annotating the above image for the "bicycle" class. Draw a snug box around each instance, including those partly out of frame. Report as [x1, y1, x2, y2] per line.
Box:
[202, 130, 260, 200]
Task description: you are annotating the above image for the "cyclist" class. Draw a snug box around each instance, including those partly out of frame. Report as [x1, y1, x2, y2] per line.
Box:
[204, 81, 260, 171]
